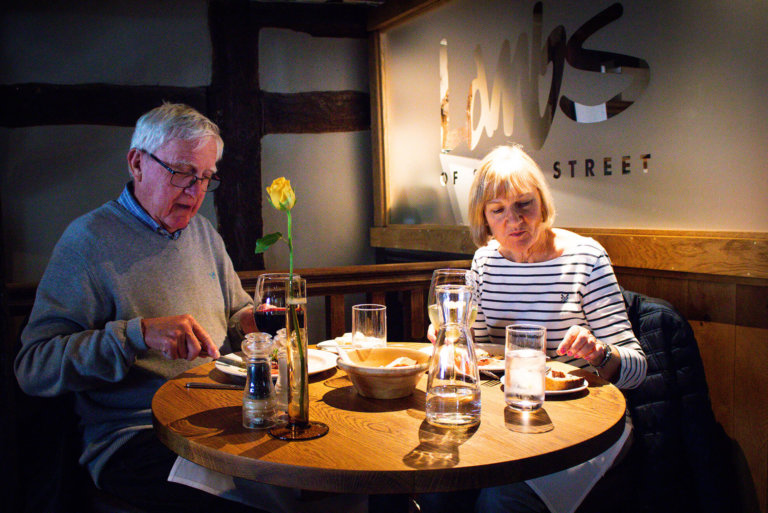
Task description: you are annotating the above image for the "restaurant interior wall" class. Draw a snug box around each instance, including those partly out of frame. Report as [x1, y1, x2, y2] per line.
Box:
[0, 1, 376, 341]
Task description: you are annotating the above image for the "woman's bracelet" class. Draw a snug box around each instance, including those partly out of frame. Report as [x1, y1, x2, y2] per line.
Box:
[594, 343, 613, 368]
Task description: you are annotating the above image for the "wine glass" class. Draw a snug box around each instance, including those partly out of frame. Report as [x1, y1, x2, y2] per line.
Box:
[427, 269, 478, 328]
[254, 273, 303, 337]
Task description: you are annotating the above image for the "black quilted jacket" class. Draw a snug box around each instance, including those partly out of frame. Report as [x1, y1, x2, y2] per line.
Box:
[620, 289, 733, 513]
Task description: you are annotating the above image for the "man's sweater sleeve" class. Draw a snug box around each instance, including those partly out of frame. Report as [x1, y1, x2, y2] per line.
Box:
[14, 239, 144, 397]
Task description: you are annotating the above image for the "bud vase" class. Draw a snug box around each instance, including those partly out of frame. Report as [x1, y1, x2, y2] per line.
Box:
[268, 276, 329, 440]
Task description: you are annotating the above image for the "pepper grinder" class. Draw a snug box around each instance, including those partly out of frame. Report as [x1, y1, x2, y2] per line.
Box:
[241, 332, 277, 429]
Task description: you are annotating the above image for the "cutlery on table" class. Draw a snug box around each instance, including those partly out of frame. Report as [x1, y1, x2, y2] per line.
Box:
[185, 382, 244, 390]
[480, 369, 501, 386]
[217, 355, 246, 368]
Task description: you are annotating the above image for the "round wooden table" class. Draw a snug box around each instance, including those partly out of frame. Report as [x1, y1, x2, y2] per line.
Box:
[152, 344, 626, 494]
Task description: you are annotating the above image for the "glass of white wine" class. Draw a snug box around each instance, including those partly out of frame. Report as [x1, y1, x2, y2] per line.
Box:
[427, 269, 478, 328]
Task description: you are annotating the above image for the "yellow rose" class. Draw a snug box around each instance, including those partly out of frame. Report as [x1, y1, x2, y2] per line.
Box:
[266, 177, 296, 211]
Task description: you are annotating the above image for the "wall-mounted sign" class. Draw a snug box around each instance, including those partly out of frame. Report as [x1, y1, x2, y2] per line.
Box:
[441, 2, 649, 154]
[380, 0, 768, 231]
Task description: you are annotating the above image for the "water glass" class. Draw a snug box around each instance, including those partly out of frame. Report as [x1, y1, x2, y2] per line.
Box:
[504, 324, 547, 411]
[351, 304, 387, 350]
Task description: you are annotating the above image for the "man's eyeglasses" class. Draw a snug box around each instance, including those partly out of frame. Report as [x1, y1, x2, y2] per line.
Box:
[145, 151, 220, 192]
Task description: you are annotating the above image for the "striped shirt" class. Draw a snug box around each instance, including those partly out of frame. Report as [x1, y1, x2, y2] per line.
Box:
[471, 237, 646, 389]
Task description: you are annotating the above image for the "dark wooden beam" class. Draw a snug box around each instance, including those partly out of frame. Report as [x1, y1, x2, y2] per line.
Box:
[250, 2, 370, 37]
[0, 83, 207, 128]
[208, 0, 263, 271]
[262, 90, 370, 134]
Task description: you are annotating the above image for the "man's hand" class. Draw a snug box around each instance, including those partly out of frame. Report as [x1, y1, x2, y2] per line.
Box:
[141, 314, 220, 361]
[238, 306, 257, 335]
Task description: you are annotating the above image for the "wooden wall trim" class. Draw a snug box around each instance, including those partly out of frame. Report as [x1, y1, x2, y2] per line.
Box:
[209, 0, 264, 271]
[251, 2, 370, 38]
[262, 91, 370, 134]
[0, 83, 208, 128]
[367, 0, 450, 31]
[370, 225, 768, 280]
[369, 32, 388, 227]
[576, 228, 768, 280]
[237, 259, 471, 296]
[371, 225, 476, 254]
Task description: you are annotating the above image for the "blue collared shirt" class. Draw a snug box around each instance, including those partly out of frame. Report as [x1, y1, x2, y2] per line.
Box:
[117, 183, 182, 240]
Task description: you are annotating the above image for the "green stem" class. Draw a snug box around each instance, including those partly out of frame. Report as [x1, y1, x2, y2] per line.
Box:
[286, 210, 305, 423]
[287, 210, 294, 280]
[290, 302, 306, 422]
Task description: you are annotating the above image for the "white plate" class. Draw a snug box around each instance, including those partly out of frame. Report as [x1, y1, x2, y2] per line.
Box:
[317, 339, 353, 353]
[499, 375, 588, 395]
[418, 343, 505, 372]
[545, 379, 588, 395]
[214, 349, 337, 379]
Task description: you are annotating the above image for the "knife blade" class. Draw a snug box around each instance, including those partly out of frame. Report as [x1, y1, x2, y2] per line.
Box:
[185, 382, 244, 390]
[217, 355, 246, 368]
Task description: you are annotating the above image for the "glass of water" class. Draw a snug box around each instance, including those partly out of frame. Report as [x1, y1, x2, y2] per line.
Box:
[351, 304, 387, 350]
[505, 324, 547, 411]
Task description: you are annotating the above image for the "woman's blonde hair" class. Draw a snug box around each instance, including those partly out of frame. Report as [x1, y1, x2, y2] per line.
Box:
[468, 145, 556, 247]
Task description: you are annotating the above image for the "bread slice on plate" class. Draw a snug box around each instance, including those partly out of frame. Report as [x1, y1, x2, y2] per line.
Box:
[545, 369, 584, 391]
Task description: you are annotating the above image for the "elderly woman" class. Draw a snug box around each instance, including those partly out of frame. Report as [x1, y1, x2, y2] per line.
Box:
[422, 145, 647, 513]
[469, 145, 646, 388]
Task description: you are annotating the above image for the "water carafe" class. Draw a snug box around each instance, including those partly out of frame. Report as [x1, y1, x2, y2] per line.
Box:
[426, 284, 481, 427]
[242, 332, 277, 429]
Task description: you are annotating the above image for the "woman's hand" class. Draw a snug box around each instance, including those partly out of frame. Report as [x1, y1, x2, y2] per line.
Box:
[427, 323, 437, 344]
[558, 325, 621, 381]
[557, 325, 604, 366]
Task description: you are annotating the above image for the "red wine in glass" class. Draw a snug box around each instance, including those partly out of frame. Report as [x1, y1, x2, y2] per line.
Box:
[254, 305, 305, 336]
[254, 306, 285, 336]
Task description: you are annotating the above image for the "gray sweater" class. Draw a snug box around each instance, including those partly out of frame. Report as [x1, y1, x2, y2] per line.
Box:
[14, 200, 252, 485]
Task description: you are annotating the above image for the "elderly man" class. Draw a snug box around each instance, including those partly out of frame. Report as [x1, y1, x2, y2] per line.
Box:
[15, 103, 259, 512]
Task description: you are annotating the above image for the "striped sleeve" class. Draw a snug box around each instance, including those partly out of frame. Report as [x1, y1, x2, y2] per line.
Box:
[471, 253, 491, 343]
[581, 250, 646, 389]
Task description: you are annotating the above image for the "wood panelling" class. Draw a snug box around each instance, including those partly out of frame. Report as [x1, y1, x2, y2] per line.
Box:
[692, 322, 735, 435]
[735, 325, 768, 510]
[581, 228, 768, 280]
[370, 225, 478, 254]
[370, 225, 768, 280]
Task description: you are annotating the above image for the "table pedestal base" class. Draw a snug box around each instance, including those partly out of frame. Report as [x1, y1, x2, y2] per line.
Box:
[269, 420, 329, 441]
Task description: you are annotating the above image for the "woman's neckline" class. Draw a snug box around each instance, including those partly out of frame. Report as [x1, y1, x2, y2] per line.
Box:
[495, 228, 582, 263]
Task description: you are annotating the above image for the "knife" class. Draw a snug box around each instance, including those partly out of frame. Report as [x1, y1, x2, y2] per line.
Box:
[217, 355, 246, 368]
[185, 382, 244, 390]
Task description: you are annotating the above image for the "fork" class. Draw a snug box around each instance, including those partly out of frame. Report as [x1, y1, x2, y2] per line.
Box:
[481, 370, 501, 386]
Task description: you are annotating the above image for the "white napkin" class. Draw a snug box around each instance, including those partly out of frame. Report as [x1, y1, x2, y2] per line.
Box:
[317, 333, 354, 353]
[335, 332, 353, 345]
[168, 456, 368, 513]
[525, 415, 632, 513]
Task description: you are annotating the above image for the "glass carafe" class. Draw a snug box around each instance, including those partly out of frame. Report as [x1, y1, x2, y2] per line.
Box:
[242, 332, 277, 429]
[425, 284, 481, 427]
